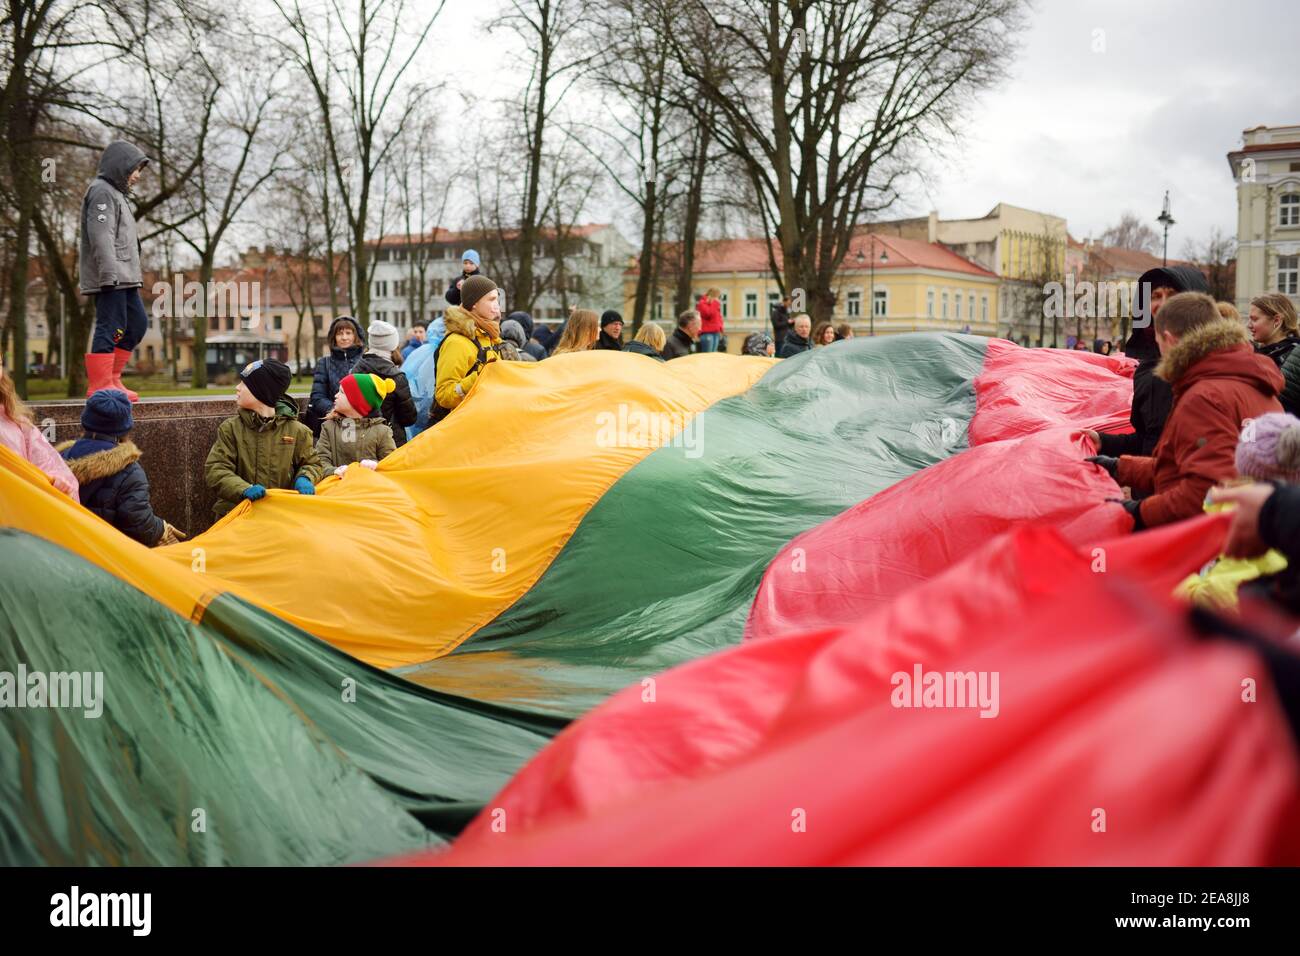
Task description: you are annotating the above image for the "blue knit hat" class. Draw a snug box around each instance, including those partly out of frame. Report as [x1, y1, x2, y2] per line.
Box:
[82, 388, 134, 436]
[461, 249, 481, 268]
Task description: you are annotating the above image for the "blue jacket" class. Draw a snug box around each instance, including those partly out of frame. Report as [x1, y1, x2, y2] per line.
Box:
[59, 436, 165, 545]
[307, 316, 366, 435]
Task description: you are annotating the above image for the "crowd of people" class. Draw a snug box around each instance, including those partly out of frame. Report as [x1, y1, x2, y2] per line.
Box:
[2, 139, 1300, 624]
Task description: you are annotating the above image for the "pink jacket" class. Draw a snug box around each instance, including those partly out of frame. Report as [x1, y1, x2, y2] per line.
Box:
[696, 296, 723, 334]
[0, 409, 79, 498]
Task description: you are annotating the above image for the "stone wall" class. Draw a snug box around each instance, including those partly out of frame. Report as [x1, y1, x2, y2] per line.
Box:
[31, 392, 310, 536]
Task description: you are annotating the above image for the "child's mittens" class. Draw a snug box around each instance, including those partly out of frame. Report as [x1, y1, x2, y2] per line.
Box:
[334, 465, 349, 478]
[294, 476, 316, 495]
[242, 484, 267, 501]
[360, 459, 378, 470]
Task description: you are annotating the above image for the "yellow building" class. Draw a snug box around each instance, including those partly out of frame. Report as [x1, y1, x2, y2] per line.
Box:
[1228, 123, 1300, 315]
[622, 234, 999, 352]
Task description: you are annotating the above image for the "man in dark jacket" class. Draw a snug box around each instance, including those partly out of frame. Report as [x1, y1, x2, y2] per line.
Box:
[57, 389, 181, 546]
[1088, 265, 1209, 458]
[594, 310, 624, 350]
[662, 310, 701, 360]
[504, 310, 545, 361]
[778, 314, 812, 358]
[351, 319, 418, 447]
[307, 316, 366, 437]
[79, 140, 151, 401]
[770, 295, 792, 345]
[444, 249, 481, 306]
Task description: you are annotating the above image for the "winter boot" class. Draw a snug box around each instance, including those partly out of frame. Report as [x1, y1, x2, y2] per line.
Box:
[84, 353, 115, 398]
[111, 348, 140, 402]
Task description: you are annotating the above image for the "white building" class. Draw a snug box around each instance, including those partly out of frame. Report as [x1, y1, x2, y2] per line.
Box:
[1228, 123, 1300, 313]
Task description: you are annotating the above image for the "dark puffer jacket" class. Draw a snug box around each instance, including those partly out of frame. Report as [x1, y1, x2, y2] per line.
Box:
[58, 436, 165, 545]
[307, 316, 366, 436]
[1097, 265, 1209, 457]
[350, 350, 418, 448]
[1279, 347, 1300, 416]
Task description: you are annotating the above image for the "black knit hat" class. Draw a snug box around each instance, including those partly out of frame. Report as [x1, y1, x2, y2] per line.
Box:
[600, 310, 623, 328]
[460, 275, 497, 311]
[239, 358, 291, 408]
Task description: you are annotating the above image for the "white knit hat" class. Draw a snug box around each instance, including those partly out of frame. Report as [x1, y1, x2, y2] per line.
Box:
[367, 319, 400, 353]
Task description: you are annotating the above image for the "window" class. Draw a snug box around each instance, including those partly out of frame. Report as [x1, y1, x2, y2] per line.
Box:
[846, 290, 862, 318]
[653, 294, 664, 322]
[955, 294, 962, 322]
[1280, 255, 1299, 295]
[927, 289, 935, 318]
[225, 316, 235, 331]
[969, 295, 976, 322]
[982, 296, 989, 323]
[393, 249, 406, 262]
[720, 292, 729, 318]
[209, 316, 219, 331]
[272, 314, 282, 331]
[873, 289, 887, 318]
[767, 291, 780, 308]
[744, 292, 758, 319]
[1281, 194, 1300, 228]
[942, 291, 949, 319]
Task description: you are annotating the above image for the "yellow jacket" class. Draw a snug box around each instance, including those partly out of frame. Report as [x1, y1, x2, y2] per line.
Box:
[1174, 500, 1288, 609]
[435, 306, 501, 411]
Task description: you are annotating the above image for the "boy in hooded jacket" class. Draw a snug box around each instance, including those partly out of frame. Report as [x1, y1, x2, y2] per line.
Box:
[205, 359, 323, 520]
[79, 140, 151, 401]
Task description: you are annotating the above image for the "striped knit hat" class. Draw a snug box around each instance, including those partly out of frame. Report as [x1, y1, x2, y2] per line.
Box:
[340, 373, 395, 417]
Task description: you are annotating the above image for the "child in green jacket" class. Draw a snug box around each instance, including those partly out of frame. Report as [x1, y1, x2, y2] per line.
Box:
[204, 358, 323, 520]
[319, 372, 398, 476]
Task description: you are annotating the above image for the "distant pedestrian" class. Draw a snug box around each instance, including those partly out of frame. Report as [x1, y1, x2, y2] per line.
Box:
[400, 321, 428, 361]
[662, 310, 701, 360]
[742, 332, 775, 357]
[306, 316, 366, 438]
[812, 320, 836, 347]
[624, 322, 666, 361]
[551, 309, 601, 356]
[834, 323, 854, 341]
[444, 249, 482, 306]
[779, 314, 812, 358]
[498, 318, 537, 361]
[594, 310, 625, 350]
[770, 295, 792, 345]
[696, 288, 724, 352]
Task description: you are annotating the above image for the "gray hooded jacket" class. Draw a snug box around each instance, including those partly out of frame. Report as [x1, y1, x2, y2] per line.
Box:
[78, 141, 149, 295]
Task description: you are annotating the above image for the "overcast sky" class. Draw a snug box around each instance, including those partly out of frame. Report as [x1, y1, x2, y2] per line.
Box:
[419, 0, 1299, 252]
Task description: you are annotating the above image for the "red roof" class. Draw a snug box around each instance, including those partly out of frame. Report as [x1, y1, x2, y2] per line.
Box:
[628, 233, 995, 278]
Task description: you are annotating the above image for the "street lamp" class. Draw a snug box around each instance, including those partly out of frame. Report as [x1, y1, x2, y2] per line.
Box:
[1156, 191, 1176, 266]
[859, 238, 889, 336]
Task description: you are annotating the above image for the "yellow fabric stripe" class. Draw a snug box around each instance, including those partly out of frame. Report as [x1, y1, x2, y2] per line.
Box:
[2, 352, 771, 667]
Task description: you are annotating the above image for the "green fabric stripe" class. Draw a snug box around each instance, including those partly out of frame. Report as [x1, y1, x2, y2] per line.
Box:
[0, 529, 553, 864]
[404, 333, 989, 718]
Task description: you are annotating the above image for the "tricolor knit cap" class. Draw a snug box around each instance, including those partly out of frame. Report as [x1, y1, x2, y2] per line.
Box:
[341, 373, 396, 417]
[460, 275, 496, 311]
[240, 358, 292, 408]
[462, 249, 481, 269]
[600, 310, 623, 329]
[1236, 412, 1300, 482]
[81, 388, 133, 436]
[367, 319, 400, 353]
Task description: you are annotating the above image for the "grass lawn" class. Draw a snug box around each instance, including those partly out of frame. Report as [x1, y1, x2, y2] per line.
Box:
[24, 377, 314, 401]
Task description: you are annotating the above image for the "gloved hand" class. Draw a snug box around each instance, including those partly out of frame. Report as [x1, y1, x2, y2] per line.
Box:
[333, 465, 349, 479]
[157, 521, 187, 546]
[1107, 496, 1145, 531]
[1085, 455, 1119, 479]
[360, 459, 379, 470]
[294, 476, 315, 495]
[242, 484, 267, 501]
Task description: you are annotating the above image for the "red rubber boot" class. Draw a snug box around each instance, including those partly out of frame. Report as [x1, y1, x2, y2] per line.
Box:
[111, 348, 140, 402]
[84, 353, 115, 398]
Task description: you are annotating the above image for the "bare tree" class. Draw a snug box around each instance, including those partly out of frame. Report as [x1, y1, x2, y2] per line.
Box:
[269, 0, 441, 327]
[1099, 210, 1161, 256]
[661, 0, 1027, 323]
[1181, 227, 1236, 302]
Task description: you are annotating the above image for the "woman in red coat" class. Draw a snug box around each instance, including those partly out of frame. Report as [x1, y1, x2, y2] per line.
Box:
[696, 288, 724, 353]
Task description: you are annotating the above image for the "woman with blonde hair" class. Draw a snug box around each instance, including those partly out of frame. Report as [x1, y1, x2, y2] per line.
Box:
[624, 321, 667, 361]
[0, 364, 79, 497]
[551, 308, 601, 355]
[1216, 301, 1240, 322]
[1250, 293, 1300, 368]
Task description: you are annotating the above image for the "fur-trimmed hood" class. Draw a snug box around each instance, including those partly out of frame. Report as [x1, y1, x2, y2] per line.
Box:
[444, 305, 501, 343]
[1155, 318, 1283, 399]
[56, 439, 141, 483]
